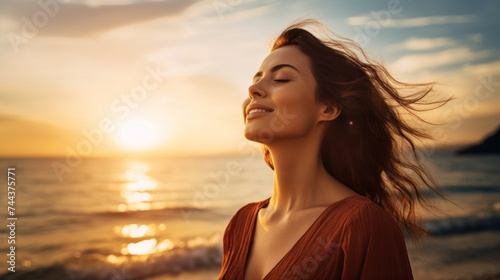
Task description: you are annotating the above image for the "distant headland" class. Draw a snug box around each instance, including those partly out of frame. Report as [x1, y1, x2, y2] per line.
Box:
[457, 125, 500, 155]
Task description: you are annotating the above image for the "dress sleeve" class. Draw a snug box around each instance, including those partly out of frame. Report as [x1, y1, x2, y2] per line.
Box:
[218, 202, 257, 280]
[340, 202, 414, 280]
[219, 212, 234, 276]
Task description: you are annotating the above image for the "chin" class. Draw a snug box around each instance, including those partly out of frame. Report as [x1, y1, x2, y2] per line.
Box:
[244, 126, 275, 144]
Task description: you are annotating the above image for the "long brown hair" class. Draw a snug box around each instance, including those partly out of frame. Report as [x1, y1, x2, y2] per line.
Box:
[262, 19, 448, 239]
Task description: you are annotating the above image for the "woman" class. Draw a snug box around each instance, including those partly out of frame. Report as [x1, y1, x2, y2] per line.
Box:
[218, 20, 445, 280]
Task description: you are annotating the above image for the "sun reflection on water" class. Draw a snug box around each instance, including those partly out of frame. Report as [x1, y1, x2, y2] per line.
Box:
[114, 223, 173, 256]
[118, 237, 178, 255]
[117, 223, 157, 238]
[122, 238, 158, 255]
[118, 162, 157, 212]
[114, 162, 179, 257]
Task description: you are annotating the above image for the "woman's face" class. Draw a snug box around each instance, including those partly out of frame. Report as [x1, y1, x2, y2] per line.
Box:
[243, 45, 326, 143]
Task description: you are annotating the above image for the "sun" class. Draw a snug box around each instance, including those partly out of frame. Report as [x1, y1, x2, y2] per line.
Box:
[116, 119, 157, 150]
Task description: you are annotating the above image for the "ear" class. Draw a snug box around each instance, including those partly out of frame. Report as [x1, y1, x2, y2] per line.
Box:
[318, 103, 341, 122]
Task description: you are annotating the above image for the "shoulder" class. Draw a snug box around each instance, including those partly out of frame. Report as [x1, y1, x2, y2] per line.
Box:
[345, 196, 396, 221]
[318, 196, 403, 240]
[337, 195, 404, 242]
[334, 197, 413, 279]
[230, 198, 269, 223]
[221, 198, 268, 253]
[224, 198, 269, 236]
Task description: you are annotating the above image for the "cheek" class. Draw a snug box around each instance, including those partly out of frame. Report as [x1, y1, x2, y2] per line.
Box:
[274, 89, 317, 117]
[271, 90, 318, 132]
[242, 98, 251, 121]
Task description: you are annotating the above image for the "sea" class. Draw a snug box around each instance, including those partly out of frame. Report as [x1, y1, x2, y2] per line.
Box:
[0, 152, 499, 280]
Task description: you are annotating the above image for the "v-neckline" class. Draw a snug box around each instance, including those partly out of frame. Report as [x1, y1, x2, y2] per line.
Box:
[242, 195, 358, 279]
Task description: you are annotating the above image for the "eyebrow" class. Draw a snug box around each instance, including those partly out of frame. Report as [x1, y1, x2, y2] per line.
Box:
[253, 64, 300, 80]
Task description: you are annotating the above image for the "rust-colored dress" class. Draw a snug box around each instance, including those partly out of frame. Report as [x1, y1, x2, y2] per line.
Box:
[218, 195, 414, 279]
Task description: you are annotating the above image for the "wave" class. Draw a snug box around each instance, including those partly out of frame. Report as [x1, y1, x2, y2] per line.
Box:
[425, 208, 500, 236]
[32, 205, 223, 222]
[0, 206, 228, 237]
[92, 205, 209, 218]
[440, 185, 500, 194]
[435, 271, 500, 280]
[0, 236, 222, 280]
[421, 185, 500, 199]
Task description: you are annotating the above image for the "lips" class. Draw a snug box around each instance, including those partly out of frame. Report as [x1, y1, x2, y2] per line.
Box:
[248, 108, 272, 115]
[245, 103, 274, 117]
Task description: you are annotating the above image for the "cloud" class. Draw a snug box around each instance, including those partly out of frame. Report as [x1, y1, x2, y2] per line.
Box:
[467, 33, 483, 43]
[214, 4, 272, 22]
[0, 113, 77, 157]
[347, 14, 479, 28]
[390, 48, 491, 73]
[390, 37, 457, 51]
[0, 0, 198, 37]
[399, 59, 500, 146]
[440, 112, 500, 146]
[462, 60, 500, 76]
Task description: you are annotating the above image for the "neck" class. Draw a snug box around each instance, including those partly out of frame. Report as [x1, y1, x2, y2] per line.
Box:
[265, 133, 344, 214]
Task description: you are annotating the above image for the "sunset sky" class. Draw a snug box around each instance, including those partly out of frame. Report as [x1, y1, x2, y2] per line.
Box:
[0, 0, 499, 157]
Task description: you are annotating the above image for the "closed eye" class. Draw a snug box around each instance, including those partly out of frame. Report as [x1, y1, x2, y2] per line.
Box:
[274, 79, 290, 83]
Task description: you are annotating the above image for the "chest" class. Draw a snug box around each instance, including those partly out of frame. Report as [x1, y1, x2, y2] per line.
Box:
[244, 208, 327, 280]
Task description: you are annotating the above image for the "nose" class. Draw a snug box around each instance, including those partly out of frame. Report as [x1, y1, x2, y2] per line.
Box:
[248, 81, 266, 100]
